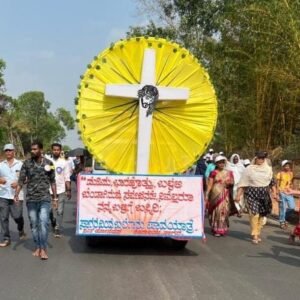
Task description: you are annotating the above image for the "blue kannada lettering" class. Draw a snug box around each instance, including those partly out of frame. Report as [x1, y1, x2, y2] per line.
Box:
[80, 218, 194, 234]
[79, 218, 145, 230]
[147, 219, 194, 234]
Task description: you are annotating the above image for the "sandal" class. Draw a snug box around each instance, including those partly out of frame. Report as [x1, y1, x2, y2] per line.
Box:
[280, 222, 288, 229]
[289, 234, 296, 244]
[251, 235, 260, 244]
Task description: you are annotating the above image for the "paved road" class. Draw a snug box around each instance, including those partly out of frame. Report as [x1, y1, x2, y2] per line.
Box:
[0, 189, 299, 300]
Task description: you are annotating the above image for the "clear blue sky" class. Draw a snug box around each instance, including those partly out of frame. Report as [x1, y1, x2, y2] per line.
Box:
[0, 0, 143, 148]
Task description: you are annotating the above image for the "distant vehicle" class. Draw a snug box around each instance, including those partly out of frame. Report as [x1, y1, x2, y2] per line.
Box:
[91, 159, 108, 174]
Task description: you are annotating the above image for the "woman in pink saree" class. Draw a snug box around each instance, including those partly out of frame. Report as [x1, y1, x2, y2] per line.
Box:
[206, 156, 234, 237]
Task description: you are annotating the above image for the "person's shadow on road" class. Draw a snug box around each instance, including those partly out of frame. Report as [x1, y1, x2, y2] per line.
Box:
[12, 236, 54, 252]
[249, 245, 300, 268]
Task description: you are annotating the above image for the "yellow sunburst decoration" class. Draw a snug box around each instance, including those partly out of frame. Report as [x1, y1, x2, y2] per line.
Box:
[76, 37, 217, 174]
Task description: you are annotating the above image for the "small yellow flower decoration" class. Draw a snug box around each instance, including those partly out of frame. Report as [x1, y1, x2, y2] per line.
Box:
[76, 37, 217, 174]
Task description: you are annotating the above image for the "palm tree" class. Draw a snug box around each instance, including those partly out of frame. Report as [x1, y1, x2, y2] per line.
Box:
[0, 110, 30, 158]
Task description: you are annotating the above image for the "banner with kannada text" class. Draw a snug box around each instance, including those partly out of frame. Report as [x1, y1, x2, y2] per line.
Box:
[77, 174, 205, 238]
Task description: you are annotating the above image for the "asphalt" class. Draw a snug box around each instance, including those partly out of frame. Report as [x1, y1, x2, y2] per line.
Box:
[0, 189, 299, 300]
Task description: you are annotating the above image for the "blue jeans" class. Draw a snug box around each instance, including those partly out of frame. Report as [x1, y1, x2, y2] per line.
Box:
[27, 200, 50, 249]
[278, 193, 295, 223]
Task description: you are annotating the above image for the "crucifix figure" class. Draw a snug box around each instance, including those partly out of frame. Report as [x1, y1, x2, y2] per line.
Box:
[105, 48, 190, 174]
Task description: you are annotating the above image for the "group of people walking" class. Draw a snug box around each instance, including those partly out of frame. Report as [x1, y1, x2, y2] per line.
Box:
[198, 150, 299, 244]
[1, 143, 299, 260]
[0, 141, 72, 260]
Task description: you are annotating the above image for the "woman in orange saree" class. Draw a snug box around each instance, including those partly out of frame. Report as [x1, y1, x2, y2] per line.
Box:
[206, 156, 234, 237]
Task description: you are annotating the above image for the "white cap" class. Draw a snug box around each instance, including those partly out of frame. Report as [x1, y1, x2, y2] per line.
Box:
[215, 155, 227, 163]
[3, 144, 15, 151]
[219, 151, 224, 155]
[243, 159, 250, 166]
[281, 160, 290, 167]
[209, 148, 214, 152]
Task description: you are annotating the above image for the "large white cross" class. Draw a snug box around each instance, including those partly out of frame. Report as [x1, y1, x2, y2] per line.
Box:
[105, 49, 189, 174]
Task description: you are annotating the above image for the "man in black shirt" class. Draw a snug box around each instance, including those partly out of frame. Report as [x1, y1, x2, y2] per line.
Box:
[14, 141, 57, 260]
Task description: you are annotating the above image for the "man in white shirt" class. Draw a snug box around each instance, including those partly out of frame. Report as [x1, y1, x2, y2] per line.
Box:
[64, 152, 75, 180]
[0, 144, 26, 247]
[49, 143, 71, 238]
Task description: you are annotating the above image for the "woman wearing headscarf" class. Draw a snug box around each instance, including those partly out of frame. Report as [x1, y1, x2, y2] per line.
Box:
[235, 151, 277, 244]
[205, 155, 234, 237]
[226, 154, 245, 214]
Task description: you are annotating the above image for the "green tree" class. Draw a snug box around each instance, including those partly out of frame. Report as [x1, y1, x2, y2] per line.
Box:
[0, 59, 8, 119]
[16, 91, 50, 143]
[129, 0, 300, 155]
[0, 94, 12, 116]
[0, 58, 10, 146]
[0, 108, 30, 158]
[62, 145, 71, 152]
[127, 21, 178, 41]
[56, 107, 75, 130]
[0, 59, 6, 93]
[0, 94, 14, 147]
[15, 91, 75, 151]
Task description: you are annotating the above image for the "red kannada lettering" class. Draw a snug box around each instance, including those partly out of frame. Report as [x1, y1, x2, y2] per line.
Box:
[82, 188, 122, 200]
[158, 192, 193, 203]
[135, 203, 160, 215]
[112, 202, 134, 214]
[157, 179, 182, 191]
[86, 176, 112, 186]
[112, 177, 155, 189]
[97, 201, 112, 214]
